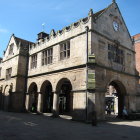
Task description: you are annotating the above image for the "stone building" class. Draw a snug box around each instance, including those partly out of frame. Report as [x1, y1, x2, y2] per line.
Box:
[0, 35, 34, 111]
[0, 0, 140, 121]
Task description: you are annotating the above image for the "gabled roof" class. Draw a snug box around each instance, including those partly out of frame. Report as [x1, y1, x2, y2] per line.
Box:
[91, 1, 133, 44]
[4, 34, 34, 54]
[14, 36, 34, 47]
[92, 2, 114, 19]
[93, 9, 106, 19]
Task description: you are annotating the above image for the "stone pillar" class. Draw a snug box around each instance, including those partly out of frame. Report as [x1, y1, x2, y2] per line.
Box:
[25, 93, 30, 111]
[128, 95, 137, 111]
[37, 92, 43, 113]
[114, 96, 118, 115]
[52, 92, 59, 117]
[95, 91, 106, 120]
[87, 91, 96, 122]
[109, 85, 114, 95]
[72, 91, 87, 121]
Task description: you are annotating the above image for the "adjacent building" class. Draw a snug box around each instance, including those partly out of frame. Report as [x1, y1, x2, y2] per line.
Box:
[0, 1, 140, 121]
[133, 34, 140, 76]
[133, 33, 140, 111]
[0, 35, 34, 111]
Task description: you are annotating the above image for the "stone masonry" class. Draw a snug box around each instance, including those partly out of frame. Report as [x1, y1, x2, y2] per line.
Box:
[0, 1, 140, 121]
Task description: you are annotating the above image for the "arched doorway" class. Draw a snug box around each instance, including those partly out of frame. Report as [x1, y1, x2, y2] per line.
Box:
[3, 85, 10, 111]
[0, 86, 4, 110]
[56, 78, 73, 115]
[40, 81, 53, 113]
[28, 83, 38, 112]
[105, 80, 126, 118]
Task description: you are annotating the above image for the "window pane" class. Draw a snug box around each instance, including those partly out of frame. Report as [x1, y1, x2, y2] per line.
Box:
[64, 51, 66, 58]
[60, 41, 70, 60]
[60, 45, 63, 52]
[67, 41, 70, 49]
[67, 50, 70, 57]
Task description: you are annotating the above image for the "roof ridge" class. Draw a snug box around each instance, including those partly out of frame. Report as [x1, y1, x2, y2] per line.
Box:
[14, 36, 34, 44]
[93, 2, 115, 19]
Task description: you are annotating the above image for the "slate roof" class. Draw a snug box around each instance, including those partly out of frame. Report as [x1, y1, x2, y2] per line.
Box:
[14, 36, 34, 47]
[93, 9, 106, 18]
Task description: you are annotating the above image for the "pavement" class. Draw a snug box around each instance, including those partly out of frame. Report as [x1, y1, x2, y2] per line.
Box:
[0, 111, 140, 140]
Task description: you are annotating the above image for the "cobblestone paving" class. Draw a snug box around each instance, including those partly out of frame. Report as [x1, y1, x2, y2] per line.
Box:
[0, 111, 140, 140]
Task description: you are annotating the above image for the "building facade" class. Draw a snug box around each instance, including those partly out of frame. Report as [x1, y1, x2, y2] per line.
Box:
[133, 34, 140, 75]
[133, 34, 140, 112]
[0, 35, 33, 112]
[0, 1, 140, 121]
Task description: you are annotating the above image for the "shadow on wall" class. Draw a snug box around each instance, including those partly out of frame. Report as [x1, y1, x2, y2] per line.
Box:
[0, 92, 25, 112]
[0, 93, 11, 111]
[52, 94, 96, 122]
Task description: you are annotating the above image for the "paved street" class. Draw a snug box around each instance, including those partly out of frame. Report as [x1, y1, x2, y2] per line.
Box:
[0, 111, 140, 140]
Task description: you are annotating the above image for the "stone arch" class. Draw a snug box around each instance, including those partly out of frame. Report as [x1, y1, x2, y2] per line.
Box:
[40, 80, 53, 113]
[0, 85, 3, 110]
[28, 82, 38, 93]
[105, 80, 127, 117]
[3, 85, 9, 96]
[56, 78, 73, 92]
[3, 85, 10, 111]
[28, 82, 38, 112]
[56, 78, 73, 115]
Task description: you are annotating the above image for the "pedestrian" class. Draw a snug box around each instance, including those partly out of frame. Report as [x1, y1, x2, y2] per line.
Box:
[31, 102, 37, 113]
[122, 106, 128, 119]
[106, 102, 111, 115]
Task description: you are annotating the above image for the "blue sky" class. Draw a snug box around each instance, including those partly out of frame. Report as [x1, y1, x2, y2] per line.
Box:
[0, 0, 140, 57]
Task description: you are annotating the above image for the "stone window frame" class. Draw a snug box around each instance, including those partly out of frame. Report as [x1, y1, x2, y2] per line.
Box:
[9, 43, 14, 55]
[42, 47, 53, 66]
[127, 53, 132, 64]
[6, 68, 12, 80]
[60, 40, 70, 60]
[31, 54, 37, 69]
[108, 44, 124, 65]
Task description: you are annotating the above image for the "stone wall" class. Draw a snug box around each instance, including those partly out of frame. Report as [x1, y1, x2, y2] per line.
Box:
[0, 35, 30, 112]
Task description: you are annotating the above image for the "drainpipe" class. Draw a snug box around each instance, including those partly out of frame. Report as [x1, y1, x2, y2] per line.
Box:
[23, 44, 30, 112]
[85, 26, 89, 121]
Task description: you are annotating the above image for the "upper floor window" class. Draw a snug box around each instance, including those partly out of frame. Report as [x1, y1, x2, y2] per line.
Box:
[6, 68, 12, 80]
[108, 44, 124, 65]
[31, 54, 37, 69]
[60, 41, 70, 60]
[9, 43, 14, 55]
[42, 48, 53, 66]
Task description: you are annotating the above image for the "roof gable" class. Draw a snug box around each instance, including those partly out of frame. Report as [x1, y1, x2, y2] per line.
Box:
[93, 2, 133, 50]
[3, 34, 34, 60]
[4, 34, 18, 58]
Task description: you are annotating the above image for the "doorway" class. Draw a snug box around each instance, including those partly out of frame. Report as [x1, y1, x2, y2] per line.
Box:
[56, 79, 73, 115]
[105, 81, 126, 118]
